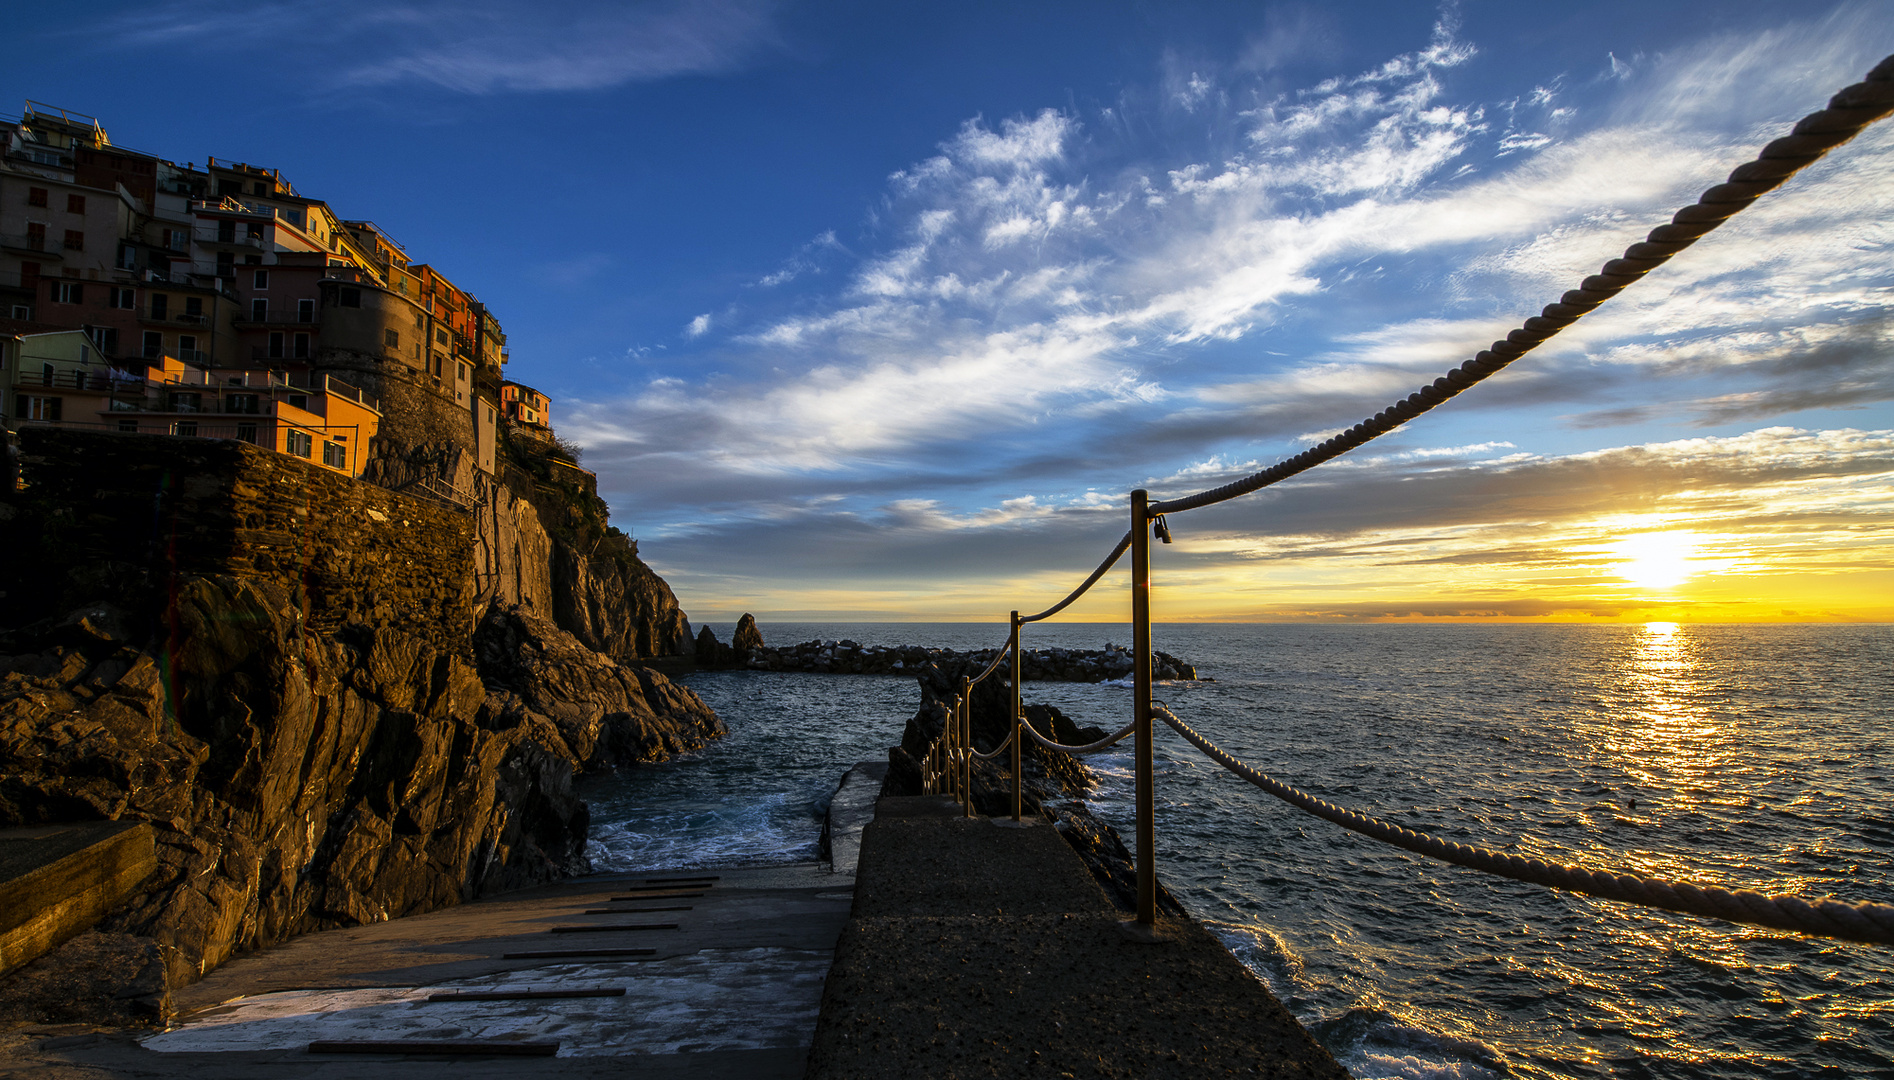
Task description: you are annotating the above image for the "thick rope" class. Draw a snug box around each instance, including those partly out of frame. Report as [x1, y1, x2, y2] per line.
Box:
[1153, 706, 1894, 946]
[1020, 531, 1133, 624]
[1020, 717, 1138, 755]
[1149, 54, 1894, 517]
[966, 642, 1014, 687]
[971, 727, 1017, 761]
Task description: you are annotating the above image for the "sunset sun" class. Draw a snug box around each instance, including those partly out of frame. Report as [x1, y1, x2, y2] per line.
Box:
[1610, 532, 1701, 591]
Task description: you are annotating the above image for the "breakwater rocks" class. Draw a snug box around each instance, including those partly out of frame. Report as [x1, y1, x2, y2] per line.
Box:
[697, 621, 1199, 683]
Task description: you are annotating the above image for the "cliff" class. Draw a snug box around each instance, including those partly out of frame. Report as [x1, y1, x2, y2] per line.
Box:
[0, 428, 719, 1019]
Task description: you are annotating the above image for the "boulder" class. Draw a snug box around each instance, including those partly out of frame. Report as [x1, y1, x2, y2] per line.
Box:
[732, 613, 766, 656]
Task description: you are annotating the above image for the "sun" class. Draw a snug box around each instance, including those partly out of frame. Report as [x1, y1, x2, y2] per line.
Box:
[1610, 532, 1701, 591]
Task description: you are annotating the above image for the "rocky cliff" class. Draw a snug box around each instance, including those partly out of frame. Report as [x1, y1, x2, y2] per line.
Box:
[0, 428, 721, 1020]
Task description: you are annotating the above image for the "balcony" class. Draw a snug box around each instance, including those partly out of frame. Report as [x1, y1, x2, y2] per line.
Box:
[198, 232, 266, 252]
[0, 233, 64, 259]
[11, 369, 126, 392]
[233, 309, 319, 329]
[140, 309, 211, 326]
[250, 345, 314, 362]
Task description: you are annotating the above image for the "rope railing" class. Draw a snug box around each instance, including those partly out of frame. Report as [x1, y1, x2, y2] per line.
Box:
[1019, 531, 1131, 623]
[1018, 718, 1138, 755]
[1153, 705, 1894, 946]
[916, 56, 1894, 944]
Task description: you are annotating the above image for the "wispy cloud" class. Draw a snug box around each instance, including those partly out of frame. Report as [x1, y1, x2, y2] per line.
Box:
[97, 0, 782, 94]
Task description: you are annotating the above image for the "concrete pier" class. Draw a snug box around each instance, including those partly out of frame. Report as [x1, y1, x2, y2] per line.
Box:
[805, 797, 1350, 1079]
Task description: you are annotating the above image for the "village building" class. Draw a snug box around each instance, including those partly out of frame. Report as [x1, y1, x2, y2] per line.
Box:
[0, 100, 538, 493]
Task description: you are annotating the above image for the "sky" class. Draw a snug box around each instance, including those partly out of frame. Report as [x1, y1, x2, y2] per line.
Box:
[16, 0, 1893, 623]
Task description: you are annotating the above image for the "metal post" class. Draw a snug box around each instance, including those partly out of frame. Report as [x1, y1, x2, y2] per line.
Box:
[1010, 611, 1022, 823]
[960, 675, 974, 818]
[1131, 488, 1156, 926]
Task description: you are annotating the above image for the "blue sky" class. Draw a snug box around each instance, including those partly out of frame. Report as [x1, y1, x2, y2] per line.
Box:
[19, 1, 1894, 621]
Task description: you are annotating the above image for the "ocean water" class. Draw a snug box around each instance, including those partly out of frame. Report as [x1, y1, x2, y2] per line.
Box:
[577, 622, 1894, 1078]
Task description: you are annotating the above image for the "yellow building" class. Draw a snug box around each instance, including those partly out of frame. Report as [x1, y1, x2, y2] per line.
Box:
[105, 354, 381, 477]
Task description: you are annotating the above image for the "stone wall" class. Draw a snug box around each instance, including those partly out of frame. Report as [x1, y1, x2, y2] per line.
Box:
[6, 427, 475, 656]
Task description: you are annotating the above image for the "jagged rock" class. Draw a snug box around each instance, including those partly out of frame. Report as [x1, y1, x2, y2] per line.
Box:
[551, 538, 694, 662]
[0, 930, 172, 1027]
[732, 613, 765, 657]
[695, 625, 736, 668]
[0, 580, 595, 992]
[474, 603, 724, 769]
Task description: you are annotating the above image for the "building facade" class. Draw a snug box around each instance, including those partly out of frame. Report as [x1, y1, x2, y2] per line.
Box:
[0, 100, 536, 486]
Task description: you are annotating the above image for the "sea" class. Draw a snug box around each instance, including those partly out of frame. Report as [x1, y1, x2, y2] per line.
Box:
[575, 622, 1894, 1078]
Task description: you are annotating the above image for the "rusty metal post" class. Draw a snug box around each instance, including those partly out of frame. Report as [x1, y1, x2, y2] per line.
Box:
[1131, 488, 1156, 926]
[959, 675, 974, 817]
[1010, 611, 1023, 823]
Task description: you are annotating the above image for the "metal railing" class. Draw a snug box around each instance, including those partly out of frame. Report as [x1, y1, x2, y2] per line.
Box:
[922, 55, 1894, 947]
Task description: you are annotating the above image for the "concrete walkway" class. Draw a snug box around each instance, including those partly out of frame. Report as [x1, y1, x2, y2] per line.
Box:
[3, 863, 854, 1079]
[806, 797, 1351, 1079]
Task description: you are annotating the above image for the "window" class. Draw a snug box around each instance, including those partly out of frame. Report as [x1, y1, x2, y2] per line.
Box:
[252, 299, 268, 322]
[253, 269, 268, 289]
[40, 363, 54, 386]
[216, 252, 234, 276]
[178, 335, 197, 359]
[269, 332, 284, 358]
[51, 281, 82, 304]
[66, 194, 85, 214]
[117, 243, 137, 270]
[253, 181, 269, 196]
[217, 179, 239, 197]
[86, 326, 118, 354]
[169, 391, 201, 412]
[293, 333, 309, 359]
[110, 287, 135, 309]
[172, 420, 198, 437]
[286, 393, 308, 410]
[25, 396, 62, 421]
[235, 422, 257, 444]
[435, 328, 448, 346]
[11, 304, 31, 320]
[384, 328, 400, 348]
[119, 419, 138, 433]
[184, 297, 202, 317]
[217, 222, 235, 243]
[286, 430, 312, 457]
[413, 311, 423, 329]
[25, 223, 46, 250]
[164, 228, 189, 252]
[298, 299, 314, 322]
[27, 187, 47, 207]
[322, 441, 347, 469]
[456, 362, 467, 381]
[227, 394, 259, 415]
[62, 229, 84, 251]
[339, 287, 360, 307]
[143, 331, 162, 358]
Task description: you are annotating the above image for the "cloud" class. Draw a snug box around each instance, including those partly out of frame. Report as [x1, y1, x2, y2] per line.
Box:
[97, 0, 782, 94]
[685, 313, 712, 338]
[552, 8, 1894, 617]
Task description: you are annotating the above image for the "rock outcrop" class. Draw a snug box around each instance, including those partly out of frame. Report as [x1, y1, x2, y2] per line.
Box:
[475, 603, 723, 769]
[551, 538, 694, 662]
[0, 580, 588, 994]
[0, 428, 724, 1020]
